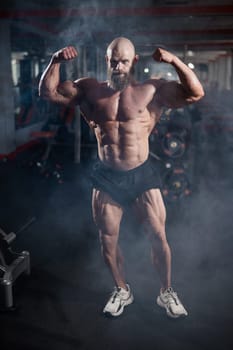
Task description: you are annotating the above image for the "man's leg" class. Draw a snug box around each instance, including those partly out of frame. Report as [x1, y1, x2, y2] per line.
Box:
[92, 188, 134, 316]
[135, 188, 187, 318]
[135, 188, 171, 290]
[92, 188, 126, 288]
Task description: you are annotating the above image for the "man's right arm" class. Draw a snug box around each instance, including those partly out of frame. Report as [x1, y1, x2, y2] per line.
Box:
[152, 47, 204, 108]
[39, 46, 82, 106]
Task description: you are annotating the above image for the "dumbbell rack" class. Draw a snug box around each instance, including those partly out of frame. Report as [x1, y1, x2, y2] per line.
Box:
[0, 227, 30, 310]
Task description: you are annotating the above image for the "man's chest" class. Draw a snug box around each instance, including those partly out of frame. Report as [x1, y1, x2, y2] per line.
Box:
[82, 84, 156, 123]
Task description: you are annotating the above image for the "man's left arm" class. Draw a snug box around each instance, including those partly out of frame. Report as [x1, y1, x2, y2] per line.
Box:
[153, 48, 205, 108]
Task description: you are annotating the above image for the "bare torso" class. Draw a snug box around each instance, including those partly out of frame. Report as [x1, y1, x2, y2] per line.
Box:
[78, 79, 163, 170]
[39, 45, 204, 171]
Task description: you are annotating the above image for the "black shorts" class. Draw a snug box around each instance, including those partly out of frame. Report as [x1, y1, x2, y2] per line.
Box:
[90, 157, 162, 206]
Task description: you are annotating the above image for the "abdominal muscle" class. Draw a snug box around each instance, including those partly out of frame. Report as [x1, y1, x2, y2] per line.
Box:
[95, 119, 151, 171]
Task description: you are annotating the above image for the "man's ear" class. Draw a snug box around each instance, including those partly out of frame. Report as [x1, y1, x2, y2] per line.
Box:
[134, 54, 139, 63]
[105, 55, 109, 63]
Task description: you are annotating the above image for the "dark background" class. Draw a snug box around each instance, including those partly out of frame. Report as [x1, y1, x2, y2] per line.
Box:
[0, 1, 233, 350]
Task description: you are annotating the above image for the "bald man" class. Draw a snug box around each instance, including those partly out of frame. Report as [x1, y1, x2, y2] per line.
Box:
[39, 37, 204, 318]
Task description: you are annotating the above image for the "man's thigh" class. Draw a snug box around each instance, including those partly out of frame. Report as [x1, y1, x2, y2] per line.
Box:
[134, 188, 166, 232]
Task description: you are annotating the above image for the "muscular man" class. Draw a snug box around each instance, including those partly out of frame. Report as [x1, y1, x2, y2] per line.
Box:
[39, 37, 204, 318]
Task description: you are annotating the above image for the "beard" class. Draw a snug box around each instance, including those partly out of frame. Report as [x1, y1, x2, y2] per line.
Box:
[108, 66, 135, 91]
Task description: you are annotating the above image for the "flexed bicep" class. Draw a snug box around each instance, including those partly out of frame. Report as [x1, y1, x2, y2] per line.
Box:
[57, 80, 83, 106]
[156, 80, 192, 109]
[152, 47, 204, 108]
[39, 46, 82, 106]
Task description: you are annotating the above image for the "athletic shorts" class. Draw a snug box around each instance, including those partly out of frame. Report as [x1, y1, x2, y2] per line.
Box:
[90, 157, 162, 206]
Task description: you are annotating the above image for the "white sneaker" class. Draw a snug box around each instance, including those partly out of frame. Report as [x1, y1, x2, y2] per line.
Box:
[103, 284, 134, 317]
[157, 287, 188, 318]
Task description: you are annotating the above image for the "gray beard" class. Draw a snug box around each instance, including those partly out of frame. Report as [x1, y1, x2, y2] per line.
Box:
[108, 72, 131, 91]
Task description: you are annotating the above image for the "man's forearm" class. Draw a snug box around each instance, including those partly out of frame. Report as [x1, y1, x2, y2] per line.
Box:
[38, 58, 61, 100]
[171, 56, 204, 99]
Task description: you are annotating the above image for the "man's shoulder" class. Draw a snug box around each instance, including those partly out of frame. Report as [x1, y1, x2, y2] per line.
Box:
[74, 77, 109, 92]
[74, 77, 99, 86]
[143, 78, 167, 88]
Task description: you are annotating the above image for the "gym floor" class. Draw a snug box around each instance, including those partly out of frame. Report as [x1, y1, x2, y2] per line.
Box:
[0, 142, 232, 350]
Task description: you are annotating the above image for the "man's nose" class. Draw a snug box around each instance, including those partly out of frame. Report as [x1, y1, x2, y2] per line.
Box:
[116, 62, 122, 70]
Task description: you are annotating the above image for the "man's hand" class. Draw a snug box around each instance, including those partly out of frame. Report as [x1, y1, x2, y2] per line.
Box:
[52, 46, 78, 63]
[152, 47, 175, 64]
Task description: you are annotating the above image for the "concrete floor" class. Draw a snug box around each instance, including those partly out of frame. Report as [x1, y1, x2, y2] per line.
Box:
[0, 145, 233, 350]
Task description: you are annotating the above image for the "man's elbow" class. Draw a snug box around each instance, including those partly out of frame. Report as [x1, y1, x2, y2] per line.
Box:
[197, 86, 205, 100]
[188, 87, 205, 103]
[38, 84, 49, 100]
[38, 81, 55, 101]
[39, 88, 57, 102]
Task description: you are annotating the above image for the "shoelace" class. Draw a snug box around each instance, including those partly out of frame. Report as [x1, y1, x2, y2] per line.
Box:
[165, 287, 179, 305]
[110, 287, 122, 303]
[110, 287, 128, 303]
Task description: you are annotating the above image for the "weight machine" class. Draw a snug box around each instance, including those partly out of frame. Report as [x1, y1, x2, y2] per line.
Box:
[0, 217, 35, 310]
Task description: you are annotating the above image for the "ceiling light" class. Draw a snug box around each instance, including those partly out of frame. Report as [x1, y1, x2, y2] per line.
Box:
[187, 50, 194, 57]
[188, 62, 195, 69]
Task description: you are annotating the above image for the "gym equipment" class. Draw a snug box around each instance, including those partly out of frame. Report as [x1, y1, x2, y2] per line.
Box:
[162, 167, 191, 202]
[29, 130, 64, 183]
[161, 131, 186, 158]
[0, 217, 35, 310]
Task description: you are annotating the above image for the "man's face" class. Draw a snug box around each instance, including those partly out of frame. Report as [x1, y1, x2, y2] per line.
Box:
[107, 48, 135, 90]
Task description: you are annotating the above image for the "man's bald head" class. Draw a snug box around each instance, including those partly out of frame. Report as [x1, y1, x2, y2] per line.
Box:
[106, 37, 136, 59]
[106, 37, 139, 91]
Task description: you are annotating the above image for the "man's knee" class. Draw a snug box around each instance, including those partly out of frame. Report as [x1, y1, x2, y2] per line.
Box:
[100, 231, 118, 252]
[144, 216, 166, 237]
[100, 240, 117, 265]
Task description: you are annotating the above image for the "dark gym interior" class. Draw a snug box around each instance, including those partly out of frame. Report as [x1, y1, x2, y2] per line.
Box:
[0, 1, 233, 350]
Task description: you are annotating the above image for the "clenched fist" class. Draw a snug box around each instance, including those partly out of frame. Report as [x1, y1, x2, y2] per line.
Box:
[152, 47, 175, 64]
[52, 46, 78, 63]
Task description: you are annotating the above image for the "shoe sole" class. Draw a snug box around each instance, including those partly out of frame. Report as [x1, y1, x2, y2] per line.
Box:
[157, 296, 188, 318]
[103, 294, 134, 317]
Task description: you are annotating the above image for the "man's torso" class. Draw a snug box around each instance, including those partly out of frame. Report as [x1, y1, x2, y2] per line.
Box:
[77, 79, 163, 170]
